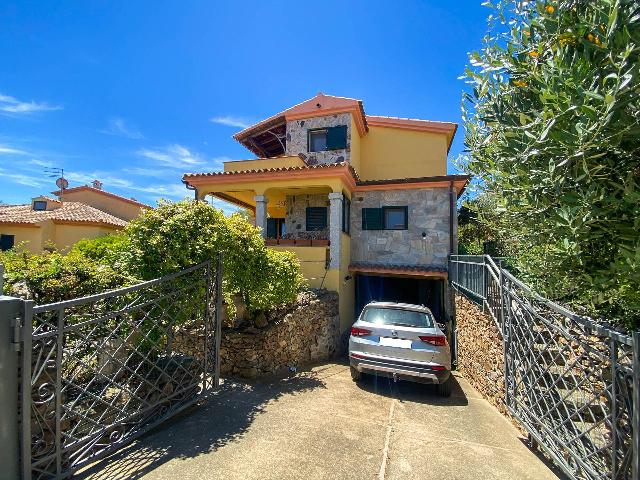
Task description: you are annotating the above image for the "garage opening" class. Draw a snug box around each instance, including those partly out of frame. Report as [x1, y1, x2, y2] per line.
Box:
[355, 274, 445, 321]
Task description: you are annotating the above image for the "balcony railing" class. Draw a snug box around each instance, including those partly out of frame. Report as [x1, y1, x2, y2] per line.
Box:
[265, 238, 330, 247]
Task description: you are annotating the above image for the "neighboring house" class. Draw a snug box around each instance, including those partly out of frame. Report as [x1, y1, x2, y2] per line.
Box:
[53, 181, 148, 221]
[0, 184, 149, 252]
[183, 93, 468, 334]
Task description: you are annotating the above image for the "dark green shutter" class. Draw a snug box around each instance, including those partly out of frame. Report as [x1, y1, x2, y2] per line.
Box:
[306, 207, 327, 231]
[266, 218, 277, 238]
[326, 125, 347, 150]
[362, 208, 383, 230]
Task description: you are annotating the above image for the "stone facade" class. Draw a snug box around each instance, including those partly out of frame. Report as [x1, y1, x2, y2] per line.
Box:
[284, 193, 329, 239]
[219, 290, 340, 378]
[285, 113, 352, 165]
[350, 187, 452, 267]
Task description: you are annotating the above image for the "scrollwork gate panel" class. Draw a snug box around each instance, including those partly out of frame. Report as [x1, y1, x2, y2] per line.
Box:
[20, 259, 221, 480]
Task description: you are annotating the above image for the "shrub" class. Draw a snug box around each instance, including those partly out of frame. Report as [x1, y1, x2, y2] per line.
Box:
[123, 200, 303, 312]
[0, 246, 132, 303]
[70, 233, 131, 270]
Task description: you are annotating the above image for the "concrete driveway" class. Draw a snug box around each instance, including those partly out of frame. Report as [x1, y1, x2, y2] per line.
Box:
[78, 362, 560, 480]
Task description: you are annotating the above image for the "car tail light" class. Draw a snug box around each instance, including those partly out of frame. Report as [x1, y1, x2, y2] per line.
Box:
[430, 364, 446, 371]
[351, 326, 372, 337]
[419, 334, 447, 346]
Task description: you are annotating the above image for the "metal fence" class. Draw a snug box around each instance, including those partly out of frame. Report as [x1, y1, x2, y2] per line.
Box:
[16, 257, 222, 480]
[449, 255, 639, 480]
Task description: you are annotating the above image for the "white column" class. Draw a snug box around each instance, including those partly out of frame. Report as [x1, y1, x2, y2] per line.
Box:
[254, 195, 268, 238]
[328, 192, 343, 270]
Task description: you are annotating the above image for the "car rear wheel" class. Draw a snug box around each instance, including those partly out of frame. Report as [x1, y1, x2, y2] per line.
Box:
[438, 376, 452, 397]
[350, 366, 362, 382]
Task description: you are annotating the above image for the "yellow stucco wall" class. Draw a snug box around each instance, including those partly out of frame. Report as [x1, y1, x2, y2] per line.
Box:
[59, 190, 145, 221]
[269, 246, 329, 289]
[0, 225, 44, 252]
[358, 126, 448, 180]
[52, 224, 120, 252]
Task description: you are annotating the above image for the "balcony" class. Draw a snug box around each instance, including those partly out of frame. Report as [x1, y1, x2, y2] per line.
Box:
[265, 238, 329, 247]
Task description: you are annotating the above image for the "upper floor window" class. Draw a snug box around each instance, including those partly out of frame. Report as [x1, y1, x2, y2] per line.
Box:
[362, 206, 408, 230]
[32, 200, 47, 211]
[307, 125, 347, 152]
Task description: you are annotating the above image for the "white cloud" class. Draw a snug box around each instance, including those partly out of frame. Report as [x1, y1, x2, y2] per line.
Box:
[0, 144, 28, 155]
[137, 144, 208, 169]
[100, 117, 144, 139]
[28, 158, 55, 168]
[0, 168, 49, 188]
[209, 115, 252, 129]
[0, 93, 62, 115]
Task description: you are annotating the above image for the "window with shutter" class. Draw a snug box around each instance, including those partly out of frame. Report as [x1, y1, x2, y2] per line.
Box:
[362, 208, 384, 230]
[306, 207, 327, 231]
[326, 125, 347, 150]
[383, 206, 408, 230]
[308, 125, 347, 152]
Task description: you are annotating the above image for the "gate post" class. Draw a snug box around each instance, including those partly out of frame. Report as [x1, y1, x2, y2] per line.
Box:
[0, 296, 24, 480]
[632, 331, 639, 480]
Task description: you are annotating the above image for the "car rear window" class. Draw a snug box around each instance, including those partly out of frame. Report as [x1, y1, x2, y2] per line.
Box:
[361, 307, 433, 328]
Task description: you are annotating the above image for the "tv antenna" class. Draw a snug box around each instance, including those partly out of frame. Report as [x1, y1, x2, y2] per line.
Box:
[44, 167, 68, 192]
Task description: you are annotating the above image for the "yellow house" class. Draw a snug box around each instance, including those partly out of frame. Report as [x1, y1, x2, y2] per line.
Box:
[183, 93, 468, 336]
[0, 184, 149, 253]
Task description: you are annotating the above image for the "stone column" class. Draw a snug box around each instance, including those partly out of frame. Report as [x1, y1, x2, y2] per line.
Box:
[254, 195, 268, 238]
[328, 192, 343, 270]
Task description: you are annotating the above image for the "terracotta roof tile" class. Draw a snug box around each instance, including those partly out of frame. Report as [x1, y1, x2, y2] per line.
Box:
[0, 202, 128, 227]
[51, 185, 151, 208]
[183, 161, 360, 181]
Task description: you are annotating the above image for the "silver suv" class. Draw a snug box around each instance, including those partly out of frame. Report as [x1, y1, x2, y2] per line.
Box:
[348, 302, 452, 397]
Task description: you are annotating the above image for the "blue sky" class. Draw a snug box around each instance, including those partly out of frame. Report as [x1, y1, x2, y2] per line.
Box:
[0, 1, 489, 210]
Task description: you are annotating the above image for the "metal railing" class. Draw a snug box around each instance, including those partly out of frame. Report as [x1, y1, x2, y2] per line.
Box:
[17, 256, 223, 480]
[450, 255, 639, 480]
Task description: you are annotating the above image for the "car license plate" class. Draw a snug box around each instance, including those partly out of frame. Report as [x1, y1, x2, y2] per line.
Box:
[379, 337, 412, 348]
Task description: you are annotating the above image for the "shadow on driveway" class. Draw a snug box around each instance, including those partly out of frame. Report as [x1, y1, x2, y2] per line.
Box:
[77, 369, 329, 480]
[355, 371, 469, 407]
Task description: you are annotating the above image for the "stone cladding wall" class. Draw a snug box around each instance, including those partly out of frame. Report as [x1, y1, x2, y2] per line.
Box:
[285, 113, 352, 165]
[350, 187, 451, 267]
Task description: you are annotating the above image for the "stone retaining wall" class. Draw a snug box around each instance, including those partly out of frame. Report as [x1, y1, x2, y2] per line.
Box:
[220, 289, 340, 378]
[455, 293, 506, 415]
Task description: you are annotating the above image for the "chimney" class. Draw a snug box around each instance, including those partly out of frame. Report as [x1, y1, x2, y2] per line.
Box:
[92, 179, 103, 190]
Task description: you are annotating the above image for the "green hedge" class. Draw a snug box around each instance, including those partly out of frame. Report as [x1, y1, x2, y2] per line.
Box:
[1, 200, 303, 312]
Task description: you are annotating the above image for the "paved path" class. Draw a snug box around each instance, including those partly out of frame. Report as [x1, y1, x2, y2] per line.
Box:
[78, 362, 560, 480]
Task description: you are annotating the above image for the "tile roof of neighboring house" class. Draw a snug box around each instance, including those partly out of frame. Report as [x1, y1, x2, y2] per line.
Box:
[51, 185, 151, 208]
[349, 262, 448, 277]
[0, 202, 128, 227]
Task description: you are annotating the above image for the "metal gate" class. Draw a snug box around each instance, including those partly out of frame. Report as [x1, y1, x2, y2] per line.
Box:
[18, 257, 222, 480]
[450, 255, 639, 480]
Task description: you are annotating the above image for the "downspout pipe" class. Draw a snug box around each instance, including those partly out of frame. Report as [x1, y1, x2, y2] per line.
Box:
[448, 181, 455, 256]
[182, 179, 199, 200]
